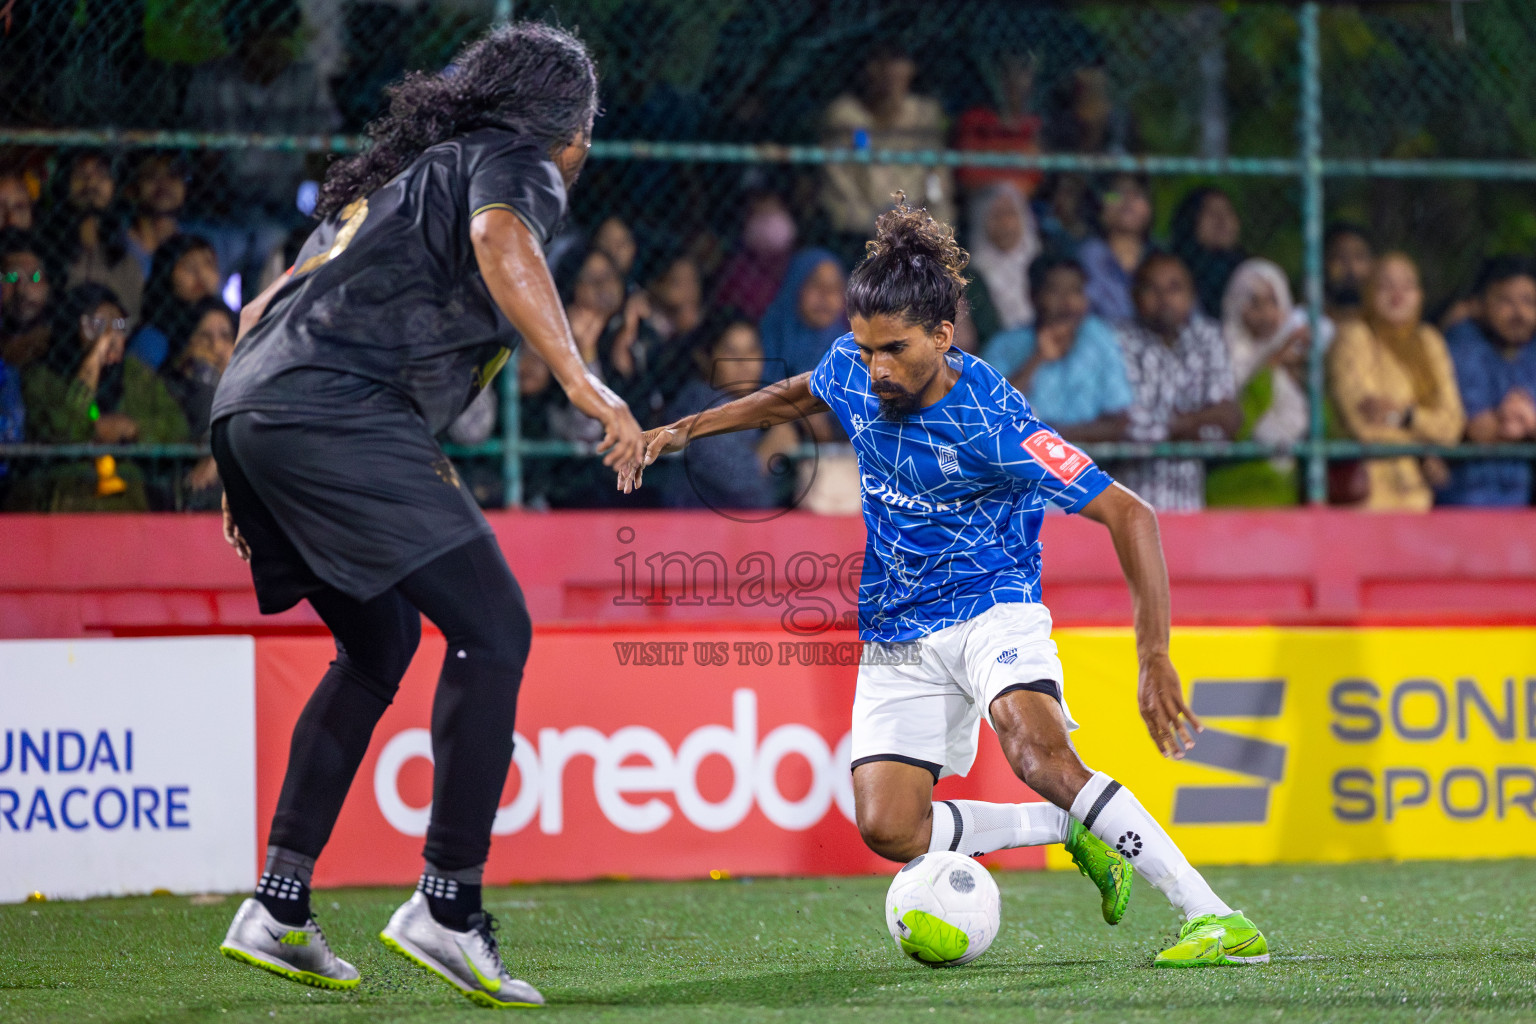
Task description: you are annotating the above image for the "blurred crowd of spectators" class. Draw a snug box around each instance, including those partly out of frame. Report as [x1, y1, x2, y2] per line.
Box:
[3, 39, 1534, 515]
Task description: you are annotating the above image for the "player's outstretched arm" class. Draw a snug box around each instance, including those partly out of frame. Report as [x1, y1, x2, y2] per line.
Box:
[1079, 482, 1203, 759]
[470, 208, 643, 471]
[618, 373, 829, 492]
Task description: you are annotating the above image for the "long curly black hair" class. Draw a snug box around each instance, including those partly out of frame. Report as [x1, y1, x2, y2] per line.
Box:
[846, 192, 970, 331]
[315, 21, 598, 219]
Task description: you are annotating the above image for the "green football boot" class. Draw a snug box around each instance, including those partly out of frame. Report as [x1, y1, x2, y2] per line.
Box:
[1153, 911, 1269, 967]
[1064, 818, 1133, 925]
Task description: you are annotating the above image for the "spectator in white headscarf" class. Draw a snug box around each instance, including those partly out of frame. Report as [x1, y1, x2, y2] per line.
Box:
[1205, 258, 1319, 506]
[965, 183, 1041, 344]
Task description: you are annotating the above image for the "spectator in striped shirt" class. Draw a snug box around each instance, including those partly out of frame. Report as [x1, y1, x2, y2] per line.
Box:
[1115, 252, 1239, 511]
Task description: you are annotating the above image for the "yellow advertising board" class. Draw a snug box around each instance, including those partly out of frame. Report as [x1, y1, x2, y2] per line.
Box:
[1042, 627, 1536, 869]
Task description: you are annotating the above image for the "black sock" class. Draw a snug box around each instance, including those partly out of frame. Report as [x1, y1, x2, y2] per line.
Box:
[255, 846, 315, 926]
[419, 863, 483, 932]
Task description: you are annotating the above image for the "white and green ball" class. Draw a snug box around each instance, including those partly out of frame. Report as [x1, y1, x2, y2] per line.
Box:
[885, 851, 1001, 967]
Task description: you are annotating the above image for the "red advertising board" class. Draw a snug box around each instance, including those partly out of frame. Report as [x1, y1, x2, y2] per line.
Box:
[255, 625, 1047, 887]
[15, 510, 1536, 641]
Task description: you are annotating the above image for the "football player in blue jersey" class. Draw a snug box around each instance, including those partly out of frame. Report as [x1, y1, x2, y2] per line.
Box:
[620, 196, 1267, 967]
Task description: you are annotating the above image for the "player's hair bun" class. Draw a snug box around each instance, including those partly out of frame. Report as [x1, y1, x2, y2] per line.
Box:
[866, 192, 969, 281]
[847, 192, 969, 331]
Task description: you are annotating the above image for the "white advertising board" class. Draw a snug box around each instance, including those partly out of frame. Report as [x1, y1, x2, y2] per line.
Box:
[0, 637, 256, 901]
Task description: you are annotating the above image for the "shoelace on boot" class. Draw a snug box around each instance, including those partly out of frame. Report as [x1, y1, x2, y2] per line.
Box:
[305, 914, 336, 956]
[468, 911, 502, 964]
[1179, 913, 1219, 939]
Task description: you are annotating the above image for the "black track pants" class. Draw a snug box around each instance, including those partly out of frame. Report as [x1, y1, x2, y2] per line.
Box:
[267, 533, 532, 872]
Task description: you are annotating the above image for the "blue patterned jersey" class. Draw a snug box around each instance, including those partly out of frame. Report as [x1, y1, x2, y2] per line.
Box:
[808, 333, 1113, 642]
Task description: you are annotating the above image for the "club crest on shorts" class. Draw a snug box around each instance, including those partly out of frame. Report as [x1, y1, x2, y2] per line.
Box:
[996, 648, 1018, 664]
[937, 444, 959, 476]
[1021, 430, 1091, 485]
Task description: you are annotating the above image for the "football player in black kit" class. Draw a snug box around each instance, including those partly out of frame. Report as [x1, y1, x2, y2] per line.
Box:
[212, 23, 641, 1007]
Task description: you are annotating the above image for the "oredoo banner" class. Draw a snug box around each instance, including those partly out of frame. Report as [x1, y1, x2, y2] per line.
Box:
[0, 638, 257, 901]
[255, 629, 1049, 888]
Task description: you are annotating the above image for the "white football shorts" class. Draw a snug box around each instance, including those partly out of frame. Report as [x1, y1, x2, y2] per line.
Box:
[849, 601, 1078, 780]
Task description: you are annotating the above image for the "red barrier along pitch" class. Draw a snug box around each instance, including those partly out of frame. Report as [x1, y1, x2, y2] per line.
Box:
[9, 509, 1536, 638]
[255, 625, 1047, 887]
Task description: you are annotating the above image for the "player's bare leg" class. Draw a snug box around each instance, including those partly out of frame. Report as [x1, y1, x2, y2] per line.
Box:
[983, 689, 1130, 923]
[850, 740, 1129, 925]
[851, 760, 933, 862]
[852, 760, 1078, 862]
[989, 689, 1267, 965]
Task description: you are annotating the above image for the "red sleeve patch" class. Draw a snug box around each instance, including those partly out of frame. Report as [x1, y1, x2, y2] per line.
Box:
[1020, 430, 1092, 485]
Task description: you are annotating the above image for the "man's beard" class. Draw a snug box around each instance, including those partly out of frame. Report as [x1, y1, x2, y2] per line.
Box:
[875, 389, 921, 421]
[872, 369, 937, 422]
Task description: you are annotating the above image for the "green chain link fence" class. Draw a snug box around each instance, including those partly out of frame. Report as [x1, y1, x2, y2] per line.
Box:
[3, 0, 1536, 510]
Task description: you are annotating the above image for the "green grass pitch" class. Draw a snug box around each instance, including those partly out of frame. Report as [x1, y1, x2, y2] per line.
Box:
[2, 860, 1533, 1023]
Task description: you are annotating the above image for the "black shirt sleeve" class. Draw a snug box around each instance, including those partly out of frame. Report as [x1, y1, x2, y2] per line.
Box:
[466, 134, 568, 248]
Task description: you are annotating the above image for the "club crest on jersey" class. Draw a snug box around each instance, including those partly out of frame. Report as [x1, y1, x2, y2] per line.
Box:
[851, 413, 866, 434]
[996, 648, 1018, 665]
[1021, 430, 1091, 484]
[937, 444, 959, 476]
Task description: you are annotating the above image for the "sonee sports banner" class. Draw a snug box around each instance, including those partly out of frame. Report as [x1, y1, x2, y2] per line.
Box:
[1044, 627, 1536, 870]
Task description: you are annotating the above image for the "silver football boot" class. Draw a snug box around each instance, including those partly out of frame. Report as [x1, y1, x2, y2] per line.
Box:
[219, 898, 360, 990]
[380, 892, 544, 1008]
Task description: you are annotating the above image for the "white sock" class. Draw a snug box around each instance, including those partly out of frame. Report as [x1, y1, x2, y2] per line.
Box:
[1070, 771, 1232, 920]
[927, 799, 1070, 857]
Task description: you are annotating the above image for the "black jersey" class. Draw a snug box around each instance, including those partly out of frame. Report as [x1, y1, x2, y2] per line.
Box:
[212, 127, 566, 434]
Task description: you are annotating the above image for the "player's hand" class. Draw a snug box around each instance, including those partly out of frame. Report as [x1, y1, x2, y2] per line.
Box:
[585, 378, 644, 471]
[222, 492, 251, 562]
[1137, 652, 1201, 759]
[617, 422, 693, 494]
[646, 421, 692, 461]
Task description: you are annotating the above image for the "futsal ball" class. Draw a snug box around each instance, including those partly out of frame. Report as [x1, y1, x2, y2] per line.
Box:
[885, 851, 1000, 967]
